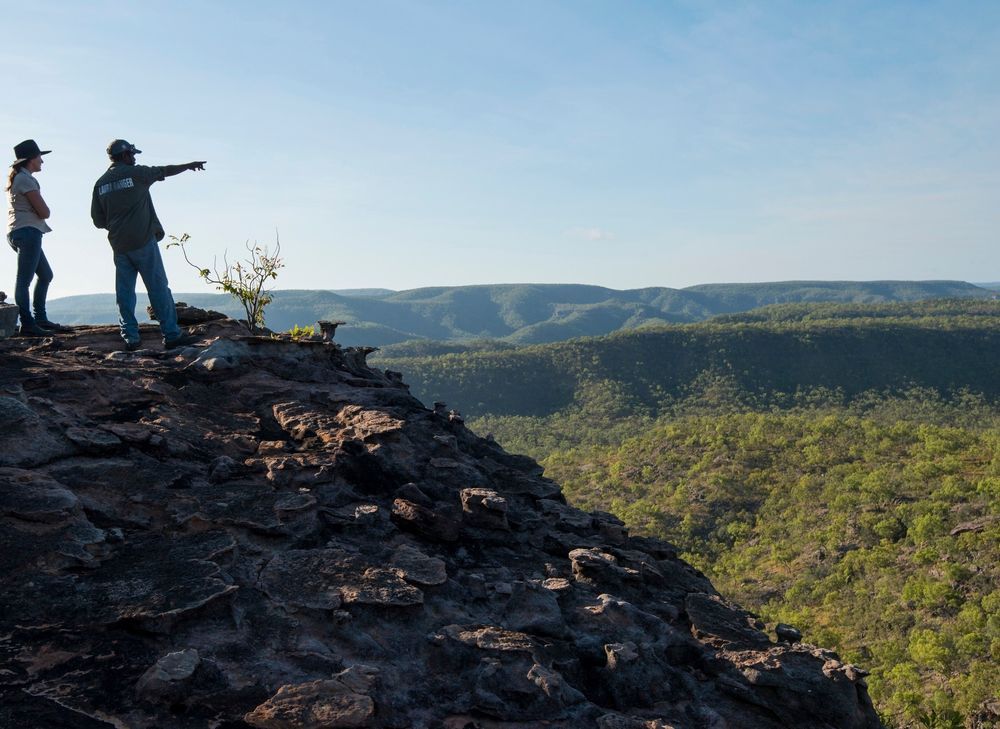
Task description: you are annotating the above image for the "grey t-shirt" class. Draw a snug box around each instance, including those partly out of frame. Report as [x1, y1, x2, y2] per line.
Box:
[91, 163, 166, 253]
[7, 169, 52, 235]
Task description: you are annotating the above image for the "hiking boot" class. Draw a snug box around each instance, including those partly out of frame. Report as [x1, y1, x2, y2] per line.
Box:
[37, 319, 73, 332]
[163, 333, 199, 350]
[124, 340, 142, 352]
[18, 323, 50, 337]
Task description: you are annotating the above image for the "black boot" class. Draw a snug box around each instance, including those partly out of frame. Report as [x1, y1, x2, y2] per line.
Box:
[36, 318, 73, 332]
[18, 323, 50, 337]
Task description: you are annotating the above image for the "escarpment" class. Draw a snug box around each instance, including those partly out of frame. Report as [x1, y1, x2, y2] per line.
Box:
[0, 318, 882, 729]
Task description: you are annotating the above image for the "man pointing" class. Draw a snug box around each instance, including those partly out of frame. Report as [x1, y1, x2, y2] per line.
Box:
[91, 139, 205, 351]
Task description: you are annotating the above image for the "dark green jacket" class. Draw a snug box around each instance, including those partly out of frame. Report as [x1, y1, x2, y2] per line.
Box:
[91, 163, 166, 253]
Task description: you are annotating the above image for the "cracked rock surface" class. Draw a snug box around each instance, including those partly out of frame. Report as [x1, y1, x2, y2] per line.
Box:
[0, 319, 882, 728]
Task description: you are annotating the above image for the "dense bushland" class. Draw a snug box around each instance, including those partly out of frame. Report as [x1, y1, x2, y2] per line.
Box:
[472, 393, 1000, 728]
[376, 300, 1000, 418]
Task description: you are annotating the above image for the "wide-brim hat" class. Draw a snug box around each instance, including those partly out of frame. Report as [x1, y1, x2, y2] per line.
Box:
[11, 139, 50, 166]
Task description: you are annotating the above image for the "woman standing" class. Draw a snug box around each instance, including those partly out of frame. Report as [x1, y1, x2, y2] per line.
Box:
[7, 139, 68, 335]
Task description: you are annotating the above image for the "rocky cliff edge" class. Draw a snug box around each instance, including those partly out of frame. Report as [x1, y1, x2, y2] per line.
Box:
[0, 318, 882, 729]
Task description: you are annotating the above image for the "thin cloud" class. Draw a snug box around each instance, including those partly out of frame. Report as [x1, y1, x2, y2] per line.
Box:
[570, 227, 616, 241]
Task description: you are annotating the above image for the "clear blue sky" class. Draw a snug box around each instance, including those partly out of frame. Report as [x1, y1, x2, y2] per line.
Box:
[4, 0, 999, 297]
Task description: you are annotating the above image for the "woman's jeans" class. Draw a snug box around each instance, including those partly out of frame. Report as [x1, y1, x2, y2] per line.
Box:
[113, 238, 181, 344]
[7, 226, 52, 328]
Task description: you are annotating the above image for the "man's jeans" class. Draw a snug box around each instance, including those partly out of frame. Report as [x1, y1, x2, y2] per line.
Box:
[114, 238, 181, 343]
[8, 226, 53, 328]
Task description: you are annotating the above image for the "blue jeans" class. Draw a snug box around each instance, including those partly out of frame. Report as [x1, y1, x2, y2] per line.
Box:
[8, 226, 53, 327]
[114, 238, 181, 343]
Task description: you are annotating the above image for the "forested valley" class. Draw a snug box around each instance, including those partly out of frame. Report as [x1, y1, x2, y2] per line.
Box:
[374, 300, 1000, 728]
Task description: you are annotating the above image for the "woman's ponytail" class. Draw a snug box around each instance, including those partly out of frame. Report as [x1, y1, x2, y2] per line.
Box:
[5, 162, 26, 192]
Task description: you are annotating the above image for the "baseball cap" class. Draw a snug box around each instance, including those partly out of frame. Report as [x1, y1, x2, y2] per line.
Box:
[107, 139, 142, 158]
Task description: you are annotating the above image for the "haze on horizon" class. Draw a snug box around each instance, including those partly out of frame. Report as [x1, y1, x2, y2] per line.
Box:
[3, 1, 999, 298]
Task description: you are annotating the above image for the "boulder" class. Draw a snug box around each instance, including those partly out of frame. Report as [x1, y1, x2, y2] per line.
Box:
[135, 649, 201, 702]
[245, 665, 378, 729]
[0, 302, 18, 337]
[460, 487, 509, 530]
[390, 544, 448, 586]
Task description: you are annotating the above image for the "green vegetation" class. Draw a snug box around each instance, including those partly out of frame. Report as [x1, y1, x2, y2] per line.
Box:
[378, 301, 1000, 727]
[713, 298, 1000, 324]
[286, 324, 316, 340]
[376, 338, 517, 358]
[167, 233, 284, 333]
[376, 299, 1000, 418]
[511, 404, 999, 727]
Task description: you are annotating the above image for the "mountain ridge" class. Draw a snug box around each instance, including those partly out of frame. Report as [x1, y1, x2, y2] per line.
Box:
[45, 280, 992, 347]
[373, 299, 1000, 419]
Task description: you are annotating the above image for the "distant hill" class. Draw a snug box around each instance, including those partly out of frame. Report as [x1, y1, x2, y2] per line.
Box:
[332, 287, 397, 298]
[374, 299, 1000, 418]
[45, 280, 992, 347]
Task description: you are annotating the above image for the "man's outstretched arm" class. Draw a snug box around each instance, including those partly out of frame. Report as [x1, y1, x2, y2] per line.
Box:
[161, 161, 207, 178]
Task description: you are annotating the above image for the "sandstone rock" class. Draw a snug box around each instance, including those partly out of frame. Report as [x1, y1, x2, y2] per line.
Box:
[685, 593, 772, 649]
[317, 320, 345, 341]
[598, 715, 677, 729]
[0, 396, 75, 467]
[726, 647, 881, 727]
[542, 577, 572, 592]
[340, 569, 424, 607]
[440, 625, 536, 653]
[147, 302, 227, 325]
[101, 422, 155, 444]
[259, 549, 346, 610]
[208, 455, 238, 482]
[3, 531, 237, 630]
[460, 487, 509, 530]
[594, 510, 629, 545]
[569, 548, 641, 587]
[465, 653, 579, 722]
[188, 338, 253, 371]
[259, 548, 423, 610]
[179, 480, 317, 534]
[775, 622, 802, 643]
[596, 640, 679, 709]
[0, 301, 17, 337]
[494, 472, 562, 500]
[65, 426, 123, 454]
[0, 468, 79, 522]
[527, 662, 585, 705]
[245, 666, 378, 729]
[500, 581, 565, 636]
[390, 544, 448, 585]
[605, 641, 639, 669]
[542, 499, 597, 531]
[433, 434, 458, 451]
[395, 482, 433, 506]
[0, 504, 106, 574]
[391, 498, 460, 542]
[135, 648, 200, 702]
[0, 394, 37, 424]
